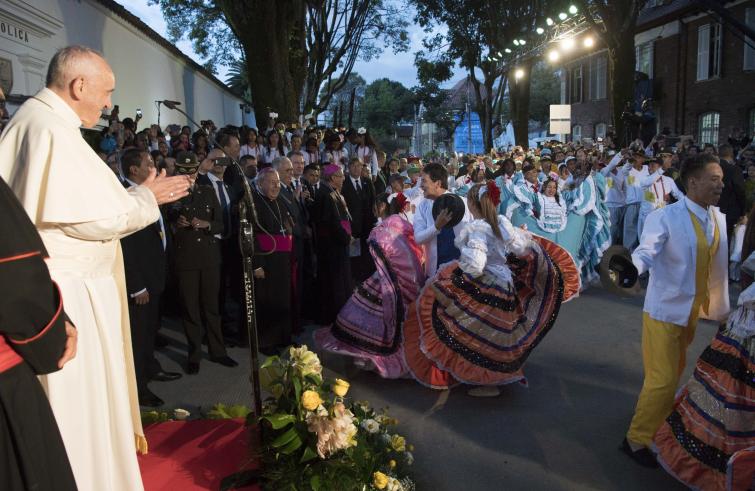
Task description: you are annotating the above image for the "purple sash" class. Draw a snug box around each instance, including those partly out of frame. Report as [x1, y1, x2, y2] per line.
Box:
[256, 234, 292, 253]
[340, 220, 352, 236]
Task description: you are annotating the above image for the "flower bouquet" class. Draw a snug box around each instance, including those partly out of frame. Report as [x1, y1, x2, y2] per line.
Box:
[257, 345, 415, 490]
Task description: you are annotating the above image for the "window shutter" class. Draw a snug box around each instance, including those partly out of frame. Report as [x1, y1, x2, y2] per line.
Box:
[745, 9, 755, 71]
[697, 24, 710, 80]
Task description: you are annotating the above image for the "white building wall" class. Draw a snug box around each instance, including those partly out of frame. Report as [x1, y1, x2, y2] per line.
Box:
[0, 0, 254, 128]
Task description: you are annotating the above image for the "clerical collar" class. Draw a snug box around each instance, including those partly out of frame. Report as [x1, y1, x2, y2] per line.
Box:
[34, 88, 83, 128]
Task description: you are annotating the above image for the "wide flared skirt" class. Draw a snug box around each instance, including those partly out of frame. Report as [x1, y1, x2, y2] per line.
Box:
[654, 312, 755, 491]
[403, 236, 578, 389]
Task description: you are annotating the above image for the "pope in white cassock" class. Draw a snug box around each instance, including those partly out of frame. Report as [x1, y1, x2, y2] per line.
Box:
[0, 46, 192, 490]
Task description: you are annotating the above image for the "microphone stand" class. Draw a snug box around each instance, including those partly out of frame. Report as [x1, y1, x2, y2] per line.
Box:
[162, 102, 263, 419]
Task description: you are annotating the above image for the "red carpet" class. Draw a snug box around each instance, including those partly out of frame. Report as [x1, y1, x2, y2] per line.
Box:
[138, 418, 261, 490]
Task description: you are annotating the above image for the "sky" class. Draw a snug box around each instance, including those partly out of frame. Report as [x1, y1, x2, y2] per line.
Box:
[122, 0, 465, 90]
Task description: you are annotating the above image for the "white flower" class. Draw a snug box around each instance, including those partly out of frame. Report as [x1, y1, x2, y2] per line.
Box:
[288, 345, 322, 377]
[361, 418, 380, 434]
[386, 477, 404, 491]
[358, 127, 367, 135]
[306, 402, 357, 458]
[173, 408, 190, 420]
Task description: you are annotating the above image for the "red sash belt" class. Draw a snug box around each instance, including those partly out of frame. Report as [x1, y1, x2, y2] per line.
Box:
[0, 336, 23, 373]
[256, 234, 293, 253]
[340, 220, 352, 236]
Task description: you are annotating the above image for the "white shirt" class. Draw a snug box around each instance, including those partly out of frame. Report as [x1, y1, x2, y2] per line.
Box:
[622, 164, 650, 204]
[600, 153, 626, 207]
[350, 176, 362, 191]
[685, 196, 715, 245]
[640, 170, 684, 212]
[240, 144, 261, 160]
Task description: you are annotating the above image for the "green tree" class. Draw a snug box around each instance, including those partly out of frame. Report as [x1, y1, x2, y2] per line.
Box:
[576, 0, 648, 145]
[412, 0, 552, 150]
[502, 62, 560, 125]
[150, 0, 408, 126]
[361, 78, 415, 138]
[319, 72, 367, 127]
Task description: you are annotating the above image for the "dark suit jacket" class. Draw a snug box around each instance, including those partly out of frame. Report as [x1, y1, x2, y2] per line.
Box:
[197, 173, 236, 237]
[341, 175, 376, 239]
[718, 158, 746, 226]
[121, 182, 166, 295]
[279, 183, 308, 242]
[168, 182, 224, 270]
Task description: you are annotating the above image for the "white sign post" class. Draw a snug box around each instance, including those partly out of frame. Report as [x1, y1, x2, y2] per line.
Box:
[549, 104, 571, 140]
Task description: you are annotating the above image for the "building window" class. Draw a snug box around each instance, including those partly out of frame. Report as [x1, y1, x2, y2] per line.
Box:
[590, 55, 607, 100]
[745, 9, 755, 71]
[595, 123, 607, 139]
[698, 111, 720, 145]
[571, 65, 583, 103]
[697, 23, 722, 81]
[636, 42, 654, 78]
[572, 125, 582, 142]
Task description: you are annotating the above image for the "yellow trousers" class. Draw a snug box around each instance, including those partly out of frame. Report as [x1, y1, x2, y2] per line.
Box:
[626, 311, 698, 446]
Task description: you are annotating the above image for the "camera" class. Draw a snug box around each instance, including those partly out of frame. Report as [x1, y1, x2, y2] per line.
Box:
[136, 108, 142, 118]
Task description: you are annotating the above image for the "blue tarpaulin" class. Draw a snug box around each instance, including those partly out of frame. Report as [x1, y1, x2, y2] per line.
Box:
[454, 112, 484, 154]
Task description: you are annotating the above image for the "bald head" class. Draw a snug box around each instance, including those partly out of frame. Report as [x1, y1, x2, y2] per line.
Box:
[46, 45, 115, 128]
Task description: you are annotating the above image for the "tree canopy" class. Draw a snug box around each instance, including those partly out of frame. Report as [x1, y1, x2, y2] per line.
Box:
[150, 0, 409, 125]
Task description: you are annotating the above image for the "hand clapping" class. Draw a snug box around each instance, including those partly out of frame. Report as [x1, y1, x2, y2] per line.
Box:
[143, 168, 193, 205]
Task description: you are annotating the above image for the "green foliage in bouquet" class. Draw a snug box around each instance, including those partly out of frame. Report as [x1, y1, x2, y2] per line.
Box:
[258, 345, 415, 491]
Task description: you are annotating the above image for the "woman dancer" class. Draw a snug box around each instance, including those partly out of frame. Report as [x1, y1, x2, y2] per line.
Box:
[653, 249, 755, 490]
[403, 181, 580, 396]
[315, 193, 425, 378]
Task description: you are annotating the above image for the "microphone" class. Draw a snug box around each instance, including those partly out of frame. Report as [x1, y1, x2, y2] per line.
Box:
[160, 100, 182, 109]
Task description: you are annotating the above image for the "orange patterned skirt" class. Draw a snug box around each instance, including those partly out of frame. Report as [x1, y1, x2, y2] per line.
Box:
[403, 236, 579, 389]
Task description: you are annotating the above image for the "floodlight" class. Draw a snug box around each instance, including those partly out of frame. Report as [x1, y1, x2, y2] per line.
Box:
[561, 37, 575, 50]
[548, 50, 560, 62]
[583, 36, 594, 48]
[546, 17, 554, 26]
[514, 68, 525, 79]
[569, 5, 578, 14]
[559, 12, 568, 20]
[536, 27, 545, 35]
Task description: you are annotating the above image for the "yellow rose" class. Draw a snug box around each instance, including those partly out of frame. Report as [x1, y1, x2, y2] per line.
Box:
[373, 471, 389, 490]
[333, 378, 350, 397]
[301, 390, 323, 411]
[390, 434, 406, 452]
[407, 444, 415, 452]
[389, 459, 397, 469]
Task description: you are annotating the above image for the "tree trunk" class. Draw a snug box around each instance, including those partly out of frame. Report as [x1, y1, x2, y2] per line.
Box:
[608, 35, 637, 147]
[220, 0, 304, 125]
[509, 59, 533, 148]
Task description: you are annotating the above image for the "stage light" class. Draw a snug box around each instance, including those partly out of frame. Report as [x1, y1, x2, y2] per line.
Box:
[561, 37, 575, 51]
[504, 48, 512, 53]
[513, 39, 520, 46]
[569, 5, 578, 14]
[583, 36, 594, 48]
[497, 51, 502, 57]
[559, 12, 568, 20]
[548, 50, 560, 62]
[514, 69, 525, 80]
[536, 27, 545, 35]
[519, 39, 527, 45]
[546, 17, 554, 26]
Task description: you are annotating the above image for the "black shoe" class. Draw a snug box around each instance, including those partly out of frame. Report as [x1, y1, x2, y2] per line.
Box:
[210, 355, 238, 367]
[154, 334, 170, 349]
[620, 438, 659, 468]
[138, 388, 164, 408]
[151, 370, 182, 382]
[186, 362, 200, 374]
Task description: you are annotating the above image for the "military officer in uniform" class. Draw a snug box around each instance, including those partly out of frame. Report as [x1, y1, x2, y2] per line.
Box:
[169, 151, 237, 374]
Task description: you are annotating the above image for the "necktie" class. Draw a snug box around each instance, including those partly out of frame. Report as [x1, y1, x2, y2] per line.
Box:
[355, 179, 361, 192]
[216, 181, 230, 238]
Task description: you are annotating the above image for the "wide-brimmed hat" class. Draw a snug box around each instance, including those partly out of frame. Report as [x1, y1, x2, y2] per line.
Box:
[599, 245, 641, 296]
[174, 151, 199, 174]
[432, 194, 466, 229]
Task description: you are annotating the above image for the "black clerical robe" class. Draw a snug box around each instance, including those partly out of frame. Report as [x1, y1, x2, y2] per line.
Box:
[252, 189, 294, 350]
[0, 176, 77, 491]
[312, 182, 353, 325]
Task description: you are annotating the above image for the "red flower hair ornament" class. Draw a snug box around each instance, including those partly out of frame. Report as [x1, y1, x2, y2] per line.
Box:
[478, 180, 501, 207]
[388, 192, 409, 212]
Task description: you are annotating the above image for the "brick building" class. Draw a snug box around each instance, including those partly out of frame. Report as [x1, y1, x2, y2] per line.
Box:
[560, 0, 755, 145]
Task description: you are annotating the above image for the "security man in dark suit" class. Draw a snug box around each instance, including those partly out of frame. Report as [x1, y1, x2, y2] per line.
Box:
[168, 151, 236, 375]
[341, 156, 376, 283]
[120, 148, 182, 407]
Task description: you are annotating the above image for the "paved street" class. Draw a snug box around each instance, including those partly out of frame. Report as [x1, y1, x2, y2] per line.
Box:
[150, 285, 725, 491]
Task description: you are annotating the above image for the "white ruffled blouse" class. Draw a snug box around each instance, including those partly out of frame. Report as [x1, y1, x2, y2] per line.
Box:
[454, 216, 533, 284]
